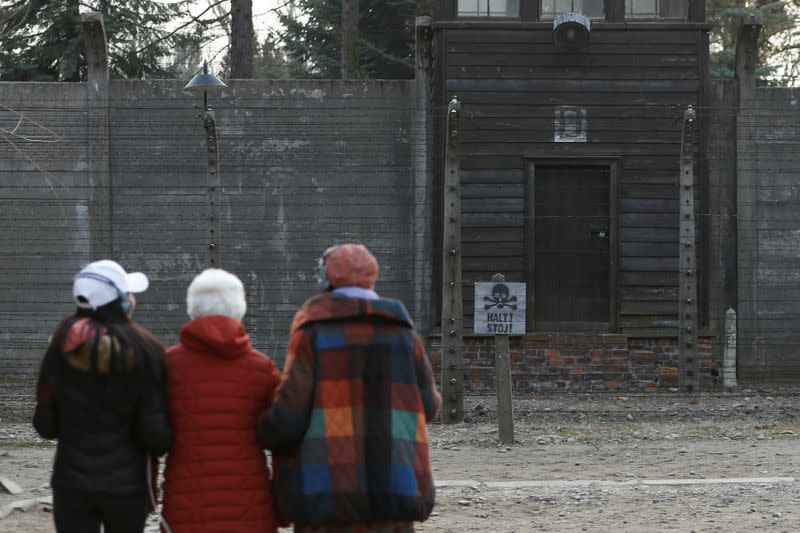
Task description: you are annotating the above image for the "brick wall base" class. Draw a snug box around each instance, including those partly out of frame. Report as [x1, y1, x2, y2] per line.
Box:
[427, 334, 719, 392]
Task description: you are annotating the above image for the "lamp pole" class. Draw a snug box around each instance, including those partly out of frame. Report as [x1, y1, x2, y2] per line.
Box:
[204, 101, 221, 268]
[184, 60, 228, 268]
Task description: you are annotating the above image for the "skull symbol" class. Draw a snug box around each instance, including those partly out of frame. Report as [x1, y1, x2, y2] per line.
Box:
[484, 283, 518, 310]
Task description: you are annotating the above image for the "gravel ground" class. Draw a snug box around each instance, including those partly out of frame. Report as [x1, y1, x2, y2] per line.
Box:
[3, 379, 800, 532]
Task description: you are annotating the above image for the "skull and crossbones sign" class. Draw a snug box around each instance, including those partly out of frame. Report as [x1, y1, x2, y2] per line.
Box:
[484, 283, 518, 310]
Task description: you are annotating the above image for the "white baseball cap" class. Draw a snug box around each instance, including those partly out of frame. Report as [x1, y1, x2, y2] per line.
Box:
[73, 260, 149, 310]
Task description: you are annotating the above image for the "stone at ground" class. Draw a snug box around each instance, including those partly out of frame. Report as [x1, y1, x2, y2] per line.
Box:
[0, 477, 22, 495]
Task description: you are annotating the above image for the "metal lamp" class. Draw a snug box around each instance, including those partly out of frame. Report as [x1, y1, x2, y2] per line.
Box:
[183, 60, 228, 111]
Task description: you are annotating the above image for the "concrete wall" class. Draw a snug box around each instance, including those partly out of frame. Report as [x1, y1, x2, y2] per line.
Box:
[736, 88, 800, 382]
[0, 79, 427, 373]
[0, 83, 94, 373]
[4, 79, 800, 388]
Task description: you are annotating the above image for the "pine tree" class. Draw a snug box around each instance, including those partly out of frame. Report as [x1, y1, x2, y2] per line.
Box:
[220, 32, 288, 79]
[279, 0, 429, 79]
[0, 0, 216, 81]
[253, 33, 289, 79]
[708, 0, 800, 85]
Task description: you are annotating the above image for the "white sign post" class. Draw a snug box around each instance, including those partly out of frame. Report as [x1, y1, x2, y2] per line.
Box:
[474, 275, 526, 445]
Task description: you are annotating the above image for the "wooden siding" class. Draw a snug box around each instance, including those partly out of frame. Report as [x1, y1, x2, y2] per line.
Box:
[440, 26, 705, 334]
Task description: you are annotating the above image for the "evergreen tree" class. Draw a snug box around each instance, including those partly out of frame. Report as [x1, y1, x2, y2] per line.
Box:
[169, 40, 206, 80]
[220, 32, 288, 79]
[708, 0, 800, 85]
[253, 33, 289, 79]
[0, 0, 218, 81]
[279, 0, 430, 79]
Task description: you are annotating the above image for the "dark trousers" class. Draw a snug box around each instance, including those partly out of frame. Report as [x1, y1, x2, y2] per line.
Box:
[53, 489, 148, 533]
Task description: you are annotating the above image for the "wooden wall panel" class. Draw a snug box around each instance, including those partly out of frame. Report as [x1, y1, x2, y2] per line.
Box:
[442, 26, 704, 333]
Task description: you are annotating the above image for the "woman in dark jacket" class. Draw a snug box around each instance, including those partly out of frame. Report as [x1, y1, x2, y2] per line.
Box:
[33, 259, 172, 533]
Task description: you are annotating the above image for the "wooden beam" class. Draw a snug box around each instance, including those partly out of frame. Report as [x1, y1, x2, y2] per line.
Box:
[492, 273, 515, 444]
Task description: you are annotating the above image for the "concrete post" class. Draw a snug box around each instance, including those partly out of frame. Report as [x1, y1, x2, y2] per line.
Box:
[204, 110, 222, 268]
[734, 14, 763, 107]
[735, 16, 763, 372]
[441, 97, 463, 424]
[723, 308, 738, 388]
[246, 271, 258, 342]
[678, 106, 699, 392]
[81, 13, 111, 259]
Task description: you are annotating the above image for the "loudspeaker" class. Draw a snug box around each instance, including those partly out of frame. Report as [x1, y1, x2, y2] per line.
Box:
[553, 13, 591, 50]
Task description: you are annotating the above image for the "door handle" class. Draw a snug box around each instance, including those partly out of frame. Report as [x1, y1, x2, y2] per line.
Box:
[590, 228, 609, 239]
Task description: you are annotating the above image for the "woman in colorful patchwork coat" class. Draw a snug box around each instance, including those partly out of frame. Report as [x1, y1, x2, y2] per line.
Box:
[257, 243, 442, 533]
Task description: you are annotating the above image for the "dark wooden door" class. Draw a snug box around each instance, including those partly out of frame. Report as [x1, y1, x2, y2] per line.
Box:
[534, 166, 610, 325]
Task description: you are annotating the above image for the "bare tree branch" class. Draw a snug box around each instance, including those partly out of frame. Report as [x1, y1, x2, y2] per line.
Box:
[130, 0, 229, 56]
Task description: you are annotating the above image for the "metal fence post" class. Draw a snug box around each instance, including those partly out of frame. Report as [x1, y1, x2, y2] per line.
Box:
[679, 106, 699, 392]
[441, 97, 463, 423]
[723, 308, 738, 388]
[205, 110, 221, 268]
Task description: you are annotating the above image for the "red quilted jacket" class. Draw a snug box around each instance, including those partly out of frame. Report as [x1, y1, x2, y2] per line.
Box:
[162, 315, 281, 533]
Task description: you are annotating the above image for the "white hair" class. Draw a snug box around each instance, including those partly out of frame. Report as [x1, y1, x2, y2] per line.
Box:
[186, 269, 247, 321]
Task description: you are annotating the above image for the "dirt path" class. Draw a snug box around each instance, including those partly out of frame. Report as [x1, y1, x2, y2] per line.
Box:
[3, 390, 800, 532]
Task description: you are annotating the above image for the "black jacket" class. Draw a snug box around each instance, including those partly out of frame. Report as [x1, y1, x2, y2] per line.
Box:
[34, 330, 172, 495]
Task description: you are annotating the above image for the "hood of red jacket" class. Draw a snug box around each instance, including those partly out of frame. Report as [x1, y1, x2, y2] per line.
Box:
[178, 315, 251, 359]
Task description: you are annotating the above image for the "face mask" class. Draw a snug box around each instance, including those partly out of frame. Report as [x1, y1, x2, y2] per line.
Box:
[121, 294, 134, 315]
[317, 246, 338, 292]
[317, 260, 330, 292]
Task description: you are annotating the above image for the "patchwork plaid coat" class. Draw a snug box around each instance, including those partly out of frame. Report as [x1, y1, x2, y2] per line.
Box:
[257, 293, 441, 527]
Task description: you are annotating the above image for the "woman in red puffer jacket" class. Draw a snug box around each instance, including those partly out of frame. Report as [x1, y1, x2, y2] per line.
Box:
[162, 268, 281, 533]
